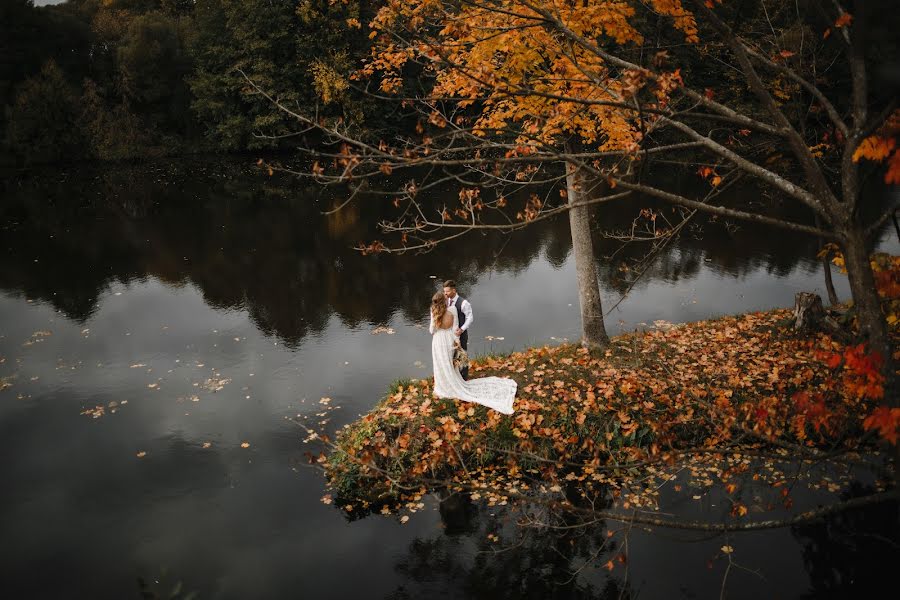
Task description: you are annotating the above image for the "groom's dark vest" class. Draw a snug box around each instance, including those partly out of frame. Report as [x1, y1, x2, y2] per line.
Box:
[452, 295, 468, 350]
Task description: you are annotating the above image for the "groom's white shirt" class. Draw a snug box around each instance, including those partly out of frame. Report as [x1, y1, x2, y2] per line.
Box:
[447, 295, 473, 333]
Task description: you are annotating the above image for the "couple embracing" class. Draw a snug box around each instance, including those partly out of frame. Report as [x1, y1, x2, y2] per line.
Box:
[428, 280, 517, 415]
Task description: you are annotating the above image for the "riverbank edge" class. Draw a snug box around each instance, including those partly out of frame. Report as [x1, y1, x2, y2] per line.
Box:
[324, 306, 895, 507]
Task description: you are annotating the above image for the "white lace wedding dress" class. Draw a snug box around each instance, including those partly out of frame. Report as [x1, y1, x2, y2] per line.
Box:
[431, 305, 517, 415]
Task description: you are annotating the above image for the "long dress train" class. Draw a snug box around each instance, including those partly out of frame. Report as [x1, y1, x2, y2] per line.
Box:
[431, 305, 516, 415]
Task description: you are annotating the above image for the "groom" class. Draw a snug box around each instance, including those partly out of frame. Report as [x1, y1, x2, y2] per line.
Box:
[443, 279, 473, 380]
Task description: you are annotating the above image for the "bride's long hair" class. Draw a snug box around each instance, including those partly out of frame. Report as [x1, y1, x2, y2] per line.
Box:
[431, 291, 447, 324]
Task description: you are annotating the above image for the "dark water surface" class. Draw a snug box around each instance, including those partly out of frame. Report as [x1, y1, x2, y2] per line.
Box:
[1, 159, 897, 599]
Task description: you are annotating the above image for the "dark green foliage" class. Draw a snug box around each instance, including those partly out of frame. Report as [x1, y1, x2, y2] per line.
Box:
[79, 78, 155, 161]
[187, 0, 369, 149]
[1, 0, 371, 164]
[187, 0, 302, 150]
[5, 61, 87, 165]
[0, 0, 92, 134]
[117, 11, 192, 131]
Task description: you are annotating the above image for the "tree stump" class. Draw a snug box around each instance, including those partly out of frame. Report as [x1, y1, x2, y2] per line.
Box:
[792, 292, 847, 339]
[793, 292, 825, 330]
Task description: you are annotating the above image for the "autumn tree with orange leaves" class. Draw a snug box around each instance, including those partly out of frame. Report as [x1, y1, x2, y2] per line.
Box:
[253, 1, 897, 366]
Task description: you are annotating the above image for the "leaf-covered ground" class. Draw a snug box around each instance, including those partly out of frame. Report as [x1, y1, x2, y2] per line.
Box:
[319, 303, 897, 522]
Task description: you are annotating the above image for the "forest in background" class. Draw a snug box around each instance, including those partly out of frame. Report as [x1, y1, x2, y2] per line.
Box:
[0, 0, 372, 166]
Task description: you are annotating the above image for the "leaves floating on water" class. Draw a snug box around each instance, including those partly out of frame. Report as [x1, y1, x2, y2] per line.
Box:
[240, 441, 250, 448]
[371, 326, 395, 335]
[0, 375, 15, 391]
[136, 451, 146, 458]
[81, 405, 105, 418]
[80, 400, 127, 418]
[22, 331, 52, 346]
[201, 377, 231, 392]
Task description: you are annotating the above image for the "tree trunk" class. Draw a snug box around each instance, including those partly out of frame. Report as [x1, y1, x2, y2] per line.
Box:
[815, 214, 839, 305]
[822, 257, 839, 306]
[841, 227, 894, 394]
[565, 160, 609, 350]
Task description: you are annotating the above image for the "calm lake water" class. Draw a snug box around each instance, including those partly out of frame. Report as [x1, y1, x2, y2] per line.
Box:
[1, 159, 897, 599]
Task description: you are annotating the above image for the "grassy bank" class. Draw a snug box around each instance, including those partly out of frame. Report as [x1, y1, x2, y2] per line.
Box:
[324, 308, 895, 510]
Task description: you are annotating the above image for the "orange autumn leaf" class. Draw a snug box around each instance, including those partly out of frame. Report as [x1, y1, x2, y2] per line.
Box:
[852, 109, 900, 183]
[834, 13, 853, 28]
[886, 151, 900, 184]
[852, 136, 896, 163]
[862, 406, 900, 445]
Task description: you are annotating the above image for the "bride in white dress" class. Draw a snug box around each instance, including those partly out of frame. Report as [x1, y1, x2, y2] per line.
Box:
[429, 292, 517, 415]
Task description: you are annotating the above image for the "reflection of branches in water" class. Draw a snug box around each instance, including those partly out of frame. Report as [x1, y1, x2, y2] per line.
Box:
[791, 482, 900, 598]
[387, 490, 632, 600]
[382, 470, 896, 599]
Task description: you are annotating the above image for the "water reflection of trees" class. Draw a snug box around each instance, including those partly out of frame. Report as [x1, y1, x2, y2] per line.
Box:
[791, 482, 899, 598]
[386, 492, 631, 600]
[386, 477, 899, 599]
[0, 161, 566, 345]
[0, 159, 855, 347]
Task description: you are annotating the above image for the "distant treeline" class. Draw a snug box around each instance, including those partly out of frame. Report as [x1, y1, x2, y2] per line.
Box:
[1, 0, 372, 166]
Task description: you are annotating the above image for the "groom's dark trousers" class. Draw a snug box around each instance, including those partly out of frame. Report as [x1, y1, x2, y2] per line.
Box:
[459, 329, 469, 380]
[455, 294, 470, 380]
